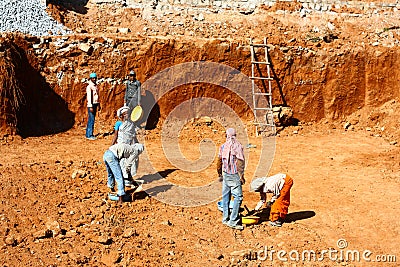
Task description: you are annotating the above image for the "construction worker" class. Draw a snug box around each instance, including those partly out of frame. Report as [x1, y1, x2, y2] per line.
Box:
[124, 70, 141, 118]
[218, 128, 246, 230]
[251, 173, 294, 227]
[103, 143, 144, 203]
[111, 106, 138, 187]
[85, 72, 100, 140]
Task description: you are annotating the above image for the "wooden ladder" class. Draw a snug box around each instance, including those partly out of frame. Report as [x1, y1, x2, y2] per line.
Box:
[249, 37, 275, 136]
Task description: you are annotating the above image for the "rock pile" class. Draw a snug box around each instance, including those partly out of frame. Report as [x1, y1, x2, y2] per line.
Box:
[0, 0, 71, 36]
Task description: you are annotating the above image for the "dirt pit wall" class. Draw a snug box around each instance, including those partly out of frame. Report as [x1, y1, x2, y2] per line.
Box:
[0, 34, 399, 138]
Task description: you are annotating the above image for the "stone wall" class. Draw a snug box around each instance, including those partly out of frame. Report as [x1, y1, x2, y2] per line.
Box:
[89, 0, 400, 13]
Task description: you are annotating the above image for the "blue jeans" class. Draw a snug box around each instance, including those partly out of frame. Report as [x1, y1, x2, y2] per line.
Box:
[103, 150, 125, 196]
[222, 172, 243, 227]
[86, 104, 98, 138]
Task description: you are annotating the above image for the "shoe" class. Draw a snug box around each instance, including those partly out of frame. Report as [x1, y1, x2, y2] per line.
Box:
[86, 136, 96, 140]
[255, 200, 266, 211]
[269, 220, 283, 227]
[222, 220, 229, 226]
[108, 192, 119, 201]
[108, 192, 130, 202]
[228, 224, 244, 230]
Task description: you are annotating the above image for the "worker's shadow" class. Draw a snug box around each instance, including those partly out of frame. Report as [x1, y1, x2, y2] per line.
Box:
[127, 184, 174, 200]
[130, 169, 177, 200]
[140, 90, 160, 130]
[255, 208, 315, 223]
[140, 169, 177, 184]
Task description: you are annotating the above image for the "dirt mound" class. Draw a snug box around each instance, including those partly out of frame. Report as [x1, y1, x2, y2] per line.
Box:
[0, 35, 74, 138]
[344, 99, 400, 142]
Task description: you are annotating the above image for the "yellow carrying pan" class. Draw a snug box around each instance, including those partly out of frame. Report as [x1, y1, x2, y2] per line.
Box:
[131, 105, 143, 122]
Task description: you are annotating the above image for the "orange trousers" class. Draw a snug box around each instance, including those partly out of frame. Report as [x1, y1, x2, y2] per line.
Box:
[270, 175, 293, 222]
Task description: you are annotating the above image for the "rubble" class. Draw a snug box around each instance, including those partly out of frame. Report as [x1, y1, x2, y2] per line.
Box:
[0, 0, 71, 36]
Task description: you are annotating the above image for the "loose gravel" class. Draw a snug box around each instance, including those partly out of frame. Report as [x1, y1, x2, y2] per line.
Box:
[0, 0, 71, 36]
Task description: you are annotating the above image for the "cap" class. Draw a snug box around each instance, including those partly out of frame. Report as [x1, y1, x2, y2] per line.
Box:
[89, 72, 97, 78]
[129, 70, 136, 76]
[117, 106, 129, 117]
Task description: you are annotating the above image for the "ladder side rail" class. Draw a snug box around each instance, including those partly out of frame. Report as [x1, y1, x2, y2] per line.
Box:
[250, 41, 257, 121]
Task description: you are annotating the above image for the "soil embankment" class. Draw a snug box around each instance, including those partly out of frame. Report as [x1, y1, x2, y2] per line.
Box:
[0, 33, 399, 139]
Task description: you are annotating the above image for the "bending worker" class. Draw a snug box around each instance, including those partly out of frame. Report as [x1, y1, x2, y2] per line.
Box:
[103, 143, 144, 203]
[250, 173, 293, 227]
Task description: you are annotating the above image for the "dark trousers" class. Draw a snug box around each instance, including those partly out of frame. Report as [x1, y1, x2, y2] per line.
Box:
[85, 104, 98, 138]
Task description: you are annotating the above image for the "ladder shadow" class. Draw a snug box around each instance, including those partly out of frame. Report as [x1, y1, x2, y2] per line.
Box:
[267, 53, 287, 107]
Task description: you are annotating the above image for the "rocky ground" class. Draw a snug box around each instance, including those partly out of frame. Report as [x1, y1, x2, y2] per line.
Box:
[0, 121, 399, 266]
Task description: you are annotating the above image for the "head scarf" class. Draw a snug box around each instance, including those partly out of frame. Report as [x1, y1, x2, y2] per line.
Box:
[221, 128, 244, 161]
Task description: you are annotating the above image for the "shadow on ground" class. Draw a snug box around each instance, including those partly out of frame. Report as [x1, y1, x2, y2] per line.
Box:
[48, 0, 89, 14]
[252, 208, 316, 223]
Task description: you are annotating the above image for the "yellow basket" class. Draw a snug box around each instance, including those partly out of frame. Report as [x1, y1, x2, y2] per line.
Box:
[242, 216, 260, 225]
[131, 105, 143, 122]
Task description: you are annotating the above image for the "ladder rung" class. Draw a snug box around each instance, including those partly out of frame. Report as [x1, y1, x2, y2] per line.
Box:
[250, 76, 273, 80]
[253, 92, 271, 96]
[254, 107, 271, 110]
[250, 44, 268, 47]
[254, 122, 275, 126]
[251, 61, 270, 65]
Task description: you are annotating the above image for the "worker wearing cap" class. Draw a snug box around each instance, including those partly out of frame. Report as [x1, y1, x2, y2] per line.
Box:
[111, 106, 139, 187]
[111, 106, 130, 145]
[86, 72, 101, 140]
[124, 70, 141, 116]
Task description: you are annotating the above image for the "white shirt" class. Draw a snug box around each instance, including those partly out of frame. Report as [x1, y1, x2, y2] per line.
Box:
[251, 173, 287, 203]
[108, 143, 144, 173]
[86, 80, 99, 107]
[117, 120, 136, 145]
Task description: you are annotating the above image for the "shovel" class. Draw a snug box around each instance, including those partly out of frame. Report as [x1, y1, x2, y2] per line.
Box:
[244, 205, 256, 216]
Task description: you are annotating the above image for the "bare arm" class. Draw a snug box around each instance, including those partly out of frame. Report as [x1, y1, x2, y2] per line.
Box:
[237, 159, 245, 184]
[217, 158, 222, 177]
[137, 81, 141, 105]
[111, 130, 118, 145]
[124, 83, 128, 105]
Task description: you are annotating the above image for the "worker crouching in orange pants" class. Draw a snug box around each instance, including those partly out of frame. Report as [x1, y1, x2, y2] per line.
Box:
[250, 173, 293, 227]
